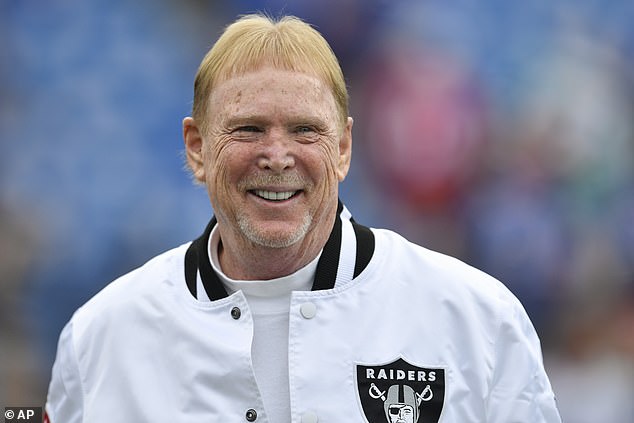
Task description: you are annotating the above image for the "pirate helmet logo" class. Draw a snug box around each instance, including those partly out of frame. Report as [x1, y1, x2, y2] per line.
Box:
[356, 358, 445, 423]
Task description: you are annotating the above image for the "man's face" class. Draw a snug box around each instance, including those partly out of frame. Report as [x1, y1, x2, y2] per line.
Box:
[187, 67, 352, 250]
[388, 404, 415, 423]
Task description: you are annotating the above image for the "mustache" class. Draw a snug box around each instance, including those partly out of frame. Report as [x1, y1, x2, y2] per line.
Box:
[238, 173, 312, 190]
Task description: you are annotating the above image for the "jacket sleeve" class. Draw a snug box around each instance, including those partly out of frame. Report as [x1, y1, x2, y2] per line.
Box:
[486, 298, 561, 422]
[45, 320, 84, 423]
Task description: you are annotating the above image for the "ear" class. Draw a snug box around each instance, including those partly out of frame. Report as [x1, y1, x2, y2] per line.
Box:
[336, 117, 353, 181]
[183, 117, 206, 183]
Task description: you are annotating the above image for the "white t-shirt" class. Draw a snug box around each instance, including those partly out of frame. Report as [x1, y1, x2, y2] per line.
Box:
[208, 226, 318, 423]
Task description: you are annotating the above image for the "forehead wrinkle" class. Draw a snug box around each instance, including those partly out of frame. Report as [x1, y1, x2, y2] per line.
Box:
[208, 69, 340, 128]
[216, 68, 330, 100]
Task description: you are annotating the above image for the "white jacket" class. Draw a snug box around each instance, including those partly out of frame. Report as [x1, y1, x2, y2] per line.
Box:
[46, 205, 561, 422]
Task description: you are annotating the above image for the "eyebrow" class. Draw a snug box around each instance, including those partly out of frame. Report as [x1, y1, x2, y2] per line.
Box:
[224, 115, 269, 128]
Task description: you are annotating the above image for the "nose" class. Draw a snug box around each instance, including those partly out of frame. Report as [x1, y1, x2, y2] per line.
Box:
[257, 129, 295, 173]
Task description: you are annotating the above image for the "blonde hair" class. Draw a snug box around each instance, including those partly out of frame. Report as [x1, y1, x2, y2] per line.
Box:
[192, 14, 348, 131]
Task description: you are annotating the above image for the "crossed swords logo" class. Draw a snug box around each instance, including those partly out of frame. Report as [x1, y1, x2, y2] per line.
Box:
[369, 383, 434, 405]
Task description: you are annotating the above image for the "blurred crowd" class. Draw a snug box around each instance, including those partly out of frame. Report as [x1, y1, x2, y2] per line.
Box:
[1, 0, 633, 421]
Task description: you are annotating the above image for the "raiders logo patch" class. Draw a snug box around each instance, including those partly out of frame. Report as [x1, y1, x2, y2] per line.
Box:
[356, 358, 445, 423]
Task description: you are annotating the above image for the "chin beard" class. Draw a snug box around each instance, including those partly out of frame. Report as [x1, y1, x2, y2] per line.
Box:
[237, 213, 312, 248]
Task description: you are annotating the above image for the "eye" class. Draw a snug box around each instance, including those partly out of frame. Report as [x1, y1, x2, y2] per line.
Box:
[233, 125, 262, 133]
[295, 125, 315, 134]
[230, 125, 263, 140]
[389, 407, 400, 415]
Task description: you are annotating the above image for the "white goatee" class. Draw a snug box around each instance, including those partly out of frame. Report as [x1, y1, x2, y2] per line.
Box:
[237, 172, 314, 248]
[237, 211, 312, 248]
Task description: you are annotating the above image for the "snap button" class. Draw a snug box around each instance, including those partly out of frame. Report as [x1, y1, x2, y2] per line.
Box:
[301, 411, 319, 423]
[245, 408, 257, 421]
[231, 306, 242, 320]
[300, 302, 317, 319]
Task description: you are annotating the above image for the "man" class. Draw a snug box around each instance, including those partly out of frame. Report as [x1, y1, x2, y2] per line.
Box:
[385, 385, 419, 423]
[45, 14, 561, 423]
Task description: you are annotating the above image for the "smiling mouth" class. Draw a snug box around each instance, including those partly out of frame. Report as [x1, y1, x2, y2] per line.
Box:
[251, 190, 300, 201]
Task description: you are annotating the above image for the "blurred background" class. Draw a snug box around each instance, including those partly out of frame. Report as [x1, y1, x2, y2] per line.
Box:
[1, 0, 633, 421]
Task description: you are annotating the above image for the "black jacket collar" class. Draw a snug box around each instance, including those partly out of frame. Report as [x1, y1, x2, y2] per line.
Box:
[184, 201, 374, 301]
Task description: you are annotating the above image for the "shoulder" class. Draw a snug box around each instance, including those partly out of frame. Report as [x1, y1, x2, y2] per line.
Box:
[68, 243, 190, 339]
[370, 227, 523, 315]
[367, 227, 541, 358]
[372, 227, 500, 284]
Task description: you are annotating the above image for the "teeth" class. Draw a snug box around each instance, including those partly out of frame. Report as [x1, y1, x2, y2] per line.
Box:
[254, 190, 296, 201]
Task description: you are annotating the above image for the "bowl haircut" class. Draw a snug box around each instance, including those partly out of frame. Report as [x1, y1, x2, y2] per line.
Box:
[192, 14, 349, 133]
